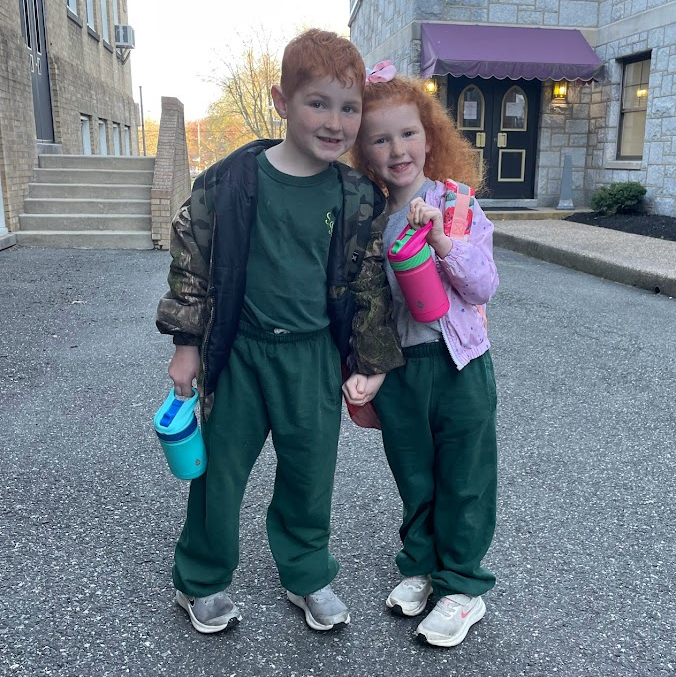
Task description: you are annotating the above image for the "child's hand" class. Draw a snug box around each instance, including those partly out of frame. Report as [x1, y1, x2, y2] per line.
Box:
[168, 345, 200, 398]
[342, 372, 386, 406]
[408, 197, 452, 258]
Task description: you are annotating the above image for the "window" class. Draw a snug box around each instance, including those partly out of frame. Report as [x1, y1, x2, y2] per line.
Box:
[123, 125, 131, 155]
[86, 0, 95, 28]
[112, 0, 119, 27]
[80, 115, 92, 154]
[617, 54, 651, 160]
[98, 119, 108, 155]
[100, 0, 109, 41]
[112, 123, 121, 155]
[67, 0, 77, 13]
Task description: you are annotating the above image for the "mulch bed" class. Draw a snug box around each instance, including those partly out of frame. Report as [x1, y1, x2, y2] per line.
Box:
[564, 211, 676, 243]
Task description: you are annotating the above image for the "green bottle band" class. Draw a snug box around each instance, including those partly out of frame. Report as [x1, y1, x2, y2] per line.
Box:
[390, 246, 431, 271]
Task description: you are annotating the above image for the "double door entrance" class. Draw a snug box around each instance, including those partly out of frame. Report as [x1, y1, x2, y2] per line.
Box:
[447, 77, 541, 199]
[19, 0, 54, 142]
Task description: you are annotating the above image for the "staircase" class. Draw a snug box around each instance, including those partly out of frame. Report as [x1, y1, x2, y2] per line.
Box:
[18, 155, 155, 249]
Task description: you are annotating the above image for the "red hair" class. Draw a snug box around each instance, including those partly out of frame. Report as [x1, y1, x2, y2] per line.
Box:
[280, 29, 365, 99]
[350, 75, 483, 190]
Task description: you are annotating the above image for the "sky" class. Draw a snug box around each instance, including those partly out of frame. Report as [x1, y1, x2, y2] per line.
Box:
[128, 0, 351, 121]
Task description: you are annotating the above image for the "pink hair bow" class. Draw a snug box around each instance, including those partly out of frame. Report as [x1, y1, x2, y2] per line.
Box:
[365, 60, 397, 84]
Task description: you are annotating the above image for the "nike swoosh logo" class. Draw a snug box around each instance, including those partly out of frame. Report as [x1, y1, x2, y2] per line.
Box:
[460, 604, 476, 619]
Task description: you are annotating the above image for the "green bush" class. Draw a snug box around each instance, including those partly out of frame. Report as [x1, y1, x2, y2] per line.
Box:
[591, 182, 647, 215]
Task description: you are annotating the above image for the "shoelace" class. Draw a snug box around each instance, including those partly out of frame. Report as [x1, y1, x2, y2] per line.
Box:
[402, 575, 430, 591]
[437, 594, 472, 616]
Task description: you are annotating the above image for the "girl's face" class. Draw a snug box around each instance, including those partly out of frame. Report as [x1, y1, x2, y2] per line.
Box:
[359, 101, 430, 207]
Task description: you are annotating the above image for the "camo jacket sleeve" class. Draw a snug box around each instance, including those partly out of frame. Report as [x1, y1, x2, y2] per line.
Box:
[155, 195, 212, 346]
[349, 210, 405, 374]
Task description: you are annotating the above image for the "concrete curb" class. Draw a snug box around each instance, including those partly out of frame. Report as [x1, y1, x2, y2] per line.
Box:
[493, 219, 676, 298]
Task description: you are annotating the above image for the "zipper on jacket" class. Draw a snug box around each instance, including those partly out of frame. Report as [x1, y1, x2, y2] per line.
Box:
[200, 236, 218, 419]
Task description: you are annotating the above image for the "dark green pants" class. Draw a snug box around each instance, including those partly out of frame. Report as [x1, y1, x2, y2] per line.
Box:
[373, 341, 498, 598]
[173, 325, 342, 598]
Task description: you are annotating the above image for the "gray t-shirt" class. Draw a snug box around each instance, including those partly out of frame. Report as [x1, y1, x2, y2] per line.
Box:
[382, 179, 443, 348]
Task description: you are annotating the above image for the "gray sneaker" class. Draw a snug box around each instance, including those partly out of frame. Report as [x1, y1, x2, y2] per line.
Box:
[287, 584, 350, 631]
[386, 575, 432, 616]
[175, 589, 242, 634]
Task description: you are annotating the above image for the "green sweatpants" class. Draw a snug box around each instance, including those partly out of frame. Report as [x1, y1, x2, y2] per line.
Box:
[373, 341, 498, 598]
[173, 324, 342, 598]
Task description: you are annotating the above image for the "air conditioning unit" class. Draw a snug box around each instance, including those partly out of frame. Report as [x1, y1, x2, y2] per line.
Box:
[114, 25, 135, 49]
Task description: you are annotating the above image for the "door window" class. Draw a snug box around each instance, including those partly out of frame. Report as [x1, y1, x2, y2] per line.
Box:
[501, 87, 527, 131]
[457, 86, 484, 130]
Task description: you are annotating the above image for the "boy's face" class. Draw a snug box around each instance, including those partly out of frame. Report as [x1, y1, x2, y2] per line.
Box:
[272, 75, 363, 174]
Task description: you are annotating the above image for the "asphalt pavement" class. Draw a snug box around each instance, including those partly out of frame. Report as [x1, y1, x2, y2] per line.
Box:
[0, 227, 675, 676]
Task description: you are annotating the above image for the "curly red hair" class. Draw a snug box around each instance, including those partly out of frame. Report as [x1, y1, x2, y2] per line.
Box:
[280, 29, 365, 99]
[350, 75, 483, 190]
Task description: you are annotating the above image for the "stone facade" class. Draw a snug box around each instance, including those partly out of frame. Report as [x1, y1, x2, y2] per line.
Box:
[349, 0, 676, 216]
[0, 0, 138, 237]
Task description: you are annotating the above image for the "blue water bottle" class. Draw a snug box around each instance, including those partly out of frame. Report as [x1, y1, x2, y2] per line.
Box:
[153, 388, 207, 480]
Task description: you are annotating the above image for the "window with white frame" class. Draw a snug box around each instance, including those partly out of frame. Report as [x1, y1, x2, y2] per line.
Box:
[67, 0, 78, 14]
[98, 119, 108, 155]
[100, 0, 109, 41]
[112, 123, 121, 155]
[86, 0, 95, 29]
[81, 115, 92, 154]
[617, 53, 651, 160]
[123, 126, 131, 155]
[112, 0, 119, 27]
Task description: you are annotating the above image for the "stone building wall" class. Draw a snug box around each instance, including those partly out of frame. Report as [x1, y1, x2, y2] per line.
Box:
[349, 0, 676, 216]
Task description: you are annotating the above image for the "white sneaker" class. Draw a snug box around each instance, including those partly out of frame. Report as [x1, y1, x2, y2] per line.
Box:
[386, 575, 432, 616]
[287, 584, 350, 631]
[415, 594, 485, 647]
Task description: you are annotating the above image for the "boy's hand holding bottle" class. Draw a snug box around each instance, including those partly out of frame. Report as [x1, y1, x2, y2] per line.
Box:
[407, 197, 452, 259]
[168, 345, 200, 398]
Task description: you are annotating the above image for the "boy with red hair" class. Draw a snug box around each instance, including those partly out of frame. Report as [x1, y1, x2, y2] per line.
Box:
[156, 29, 402, 634]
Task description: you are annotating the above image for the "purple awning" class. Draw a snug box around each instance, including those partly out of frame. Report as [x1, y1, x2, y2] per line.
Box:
[421, 23, 604, 81]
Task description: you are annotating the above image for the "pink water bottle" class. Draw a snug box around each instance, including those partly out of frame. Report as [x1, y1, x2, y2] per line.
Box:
[387, 222, 450, 323]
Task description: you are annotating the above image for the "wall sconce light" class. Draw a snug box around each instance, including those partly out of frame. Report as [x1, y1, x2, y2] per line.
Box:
[552, 80, 568, 102]
[636, 88, 648, 101]
[424, 78, 438, 95]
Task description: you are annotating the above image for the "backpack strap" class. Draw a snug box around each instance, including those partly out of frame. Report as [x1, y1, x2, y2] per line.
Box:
[441, 179, 487, 329]
[443, 179, 475, 240]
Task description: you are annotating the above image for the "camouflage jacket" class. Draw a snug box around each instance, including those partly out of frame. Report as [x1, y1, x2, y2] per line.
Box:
[156, 139, 404, 420]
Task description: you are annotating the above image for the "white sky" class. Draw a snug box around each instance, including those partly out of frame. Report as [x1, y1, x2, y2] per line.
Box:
[128, 1, 350, 121]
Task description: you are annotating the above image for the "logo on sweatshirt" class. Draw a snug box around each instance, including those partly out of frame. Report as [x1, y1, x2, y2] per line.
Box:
[325, 212, 335, 237]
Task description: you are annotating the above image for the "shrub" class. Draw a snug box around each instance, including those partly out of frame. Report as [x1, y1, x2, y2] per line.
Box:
[591, 182, 647, 215]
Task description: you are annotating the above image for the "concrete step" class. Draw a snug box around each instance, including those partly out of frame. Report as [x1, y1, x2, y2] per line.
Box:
[16, 230, 154, 249]
[38, 154, 155, 171]
[28, 183, 152, 199]
[33, 168, 154, 185]
[19, 214, 151, 232]
[23, 198, 151, 215]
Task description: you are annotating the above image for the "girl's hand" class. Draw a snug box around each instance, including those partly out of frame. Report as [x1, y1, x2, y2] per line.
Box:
[407, 197, 452, 258]
[342, 372, 386, 406]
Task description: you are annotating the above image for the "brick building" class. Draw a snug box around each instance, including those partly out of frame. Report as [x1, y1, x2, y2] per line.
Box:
[0, 0, 138, 248]
[349, 0, 676, 216]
